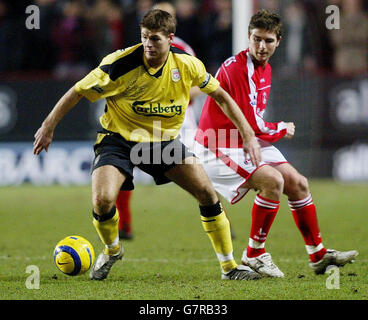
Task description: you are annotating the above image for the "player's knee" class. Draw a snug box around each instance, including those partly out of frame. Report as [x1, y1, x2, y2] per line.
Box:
[92, 193, 115, 215]
[194, 184, 218, 206]
[296, 175, 309, 194]
[264, 171, 284, 196]
[285, 174, 310, 198]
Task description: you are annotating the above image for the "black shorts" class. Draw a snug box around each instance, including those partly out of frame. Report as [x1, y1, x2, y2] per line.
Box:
[92, 131, 194, 190]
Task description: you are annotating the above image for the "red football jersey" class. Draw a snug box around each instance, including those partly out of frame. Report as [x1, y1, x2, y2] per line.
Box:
[196, 49, 287, 148]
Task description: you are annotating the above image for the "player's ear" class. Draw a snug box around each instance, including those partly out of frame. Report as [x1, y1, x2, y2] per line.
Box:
[168, 33, 175, 43]
[276, 36, 282, 47]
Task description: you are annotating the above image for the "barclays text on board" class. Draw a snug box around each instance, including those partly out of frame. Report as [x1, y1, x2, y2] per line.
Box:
[0, 142, 94, 186]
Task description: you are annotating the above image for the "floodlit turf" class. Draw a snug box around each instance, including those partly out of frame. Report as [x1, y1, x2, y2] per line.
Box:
[0, 180, 367, 301]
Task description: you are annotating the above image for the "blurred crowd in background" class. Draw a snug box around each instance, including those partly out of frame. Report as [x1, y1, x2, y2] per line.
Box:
[1, 0, 368, 79]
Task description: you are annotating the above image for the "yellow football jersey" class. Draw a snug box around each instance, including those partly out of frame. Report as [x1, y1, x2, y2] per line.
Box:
[75, 43, 219, 142]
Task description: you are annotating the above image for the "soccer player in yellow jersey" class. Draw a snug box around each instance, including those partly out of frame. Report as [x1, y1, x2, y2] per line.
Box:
[33, 9, 262, 281]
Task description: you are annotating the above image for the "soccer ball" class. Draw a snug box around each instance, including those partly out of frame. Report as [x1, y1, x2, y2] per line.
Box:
[53, 235, 95, 276]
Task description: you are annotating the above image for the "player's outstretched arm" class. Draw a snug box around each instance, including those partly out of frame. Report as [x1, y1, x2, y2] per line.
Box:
[33, 86, 83, 155]
[208, 86, 261, 167]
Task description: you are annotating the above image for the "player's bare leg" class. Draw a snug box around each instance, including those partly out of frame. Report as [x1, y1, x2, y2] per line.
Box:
[244, 165, 284, 201]
[274, 163, 358, 274]
[274, 163, 309, 200]
[90, 165, 125, 280]
[92, 165, 125, 214]
[164, 156, 218, 206]
[165, 157, 261, 280]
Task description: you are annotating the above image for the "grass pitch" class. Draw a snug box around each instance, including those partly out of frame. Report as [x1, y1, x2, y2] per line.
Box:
[0, 180, 367, 301]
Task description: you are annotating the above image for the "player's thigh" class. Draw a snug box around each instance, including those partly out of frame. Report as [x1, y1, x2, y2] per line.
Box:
[92, 165, 127, 210]
[164, 156, 218, 205]
[243, 164, 284, 192]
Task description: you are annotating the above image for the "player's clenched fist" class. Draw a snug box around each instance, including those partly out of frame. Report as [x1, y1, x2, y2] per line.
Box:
[284, 122, 295, 139]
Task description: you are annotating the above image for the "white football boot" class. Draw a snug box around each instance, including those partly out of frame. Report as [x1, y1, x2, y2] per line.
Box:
[241, 252, 285, 278]
[309, 249, 358, 274]
[90, 244, 124, 280]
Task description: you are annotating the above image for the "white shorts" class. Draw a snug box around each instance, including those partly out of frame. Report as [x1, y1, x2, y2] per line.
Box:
[193, 139, 288, 204]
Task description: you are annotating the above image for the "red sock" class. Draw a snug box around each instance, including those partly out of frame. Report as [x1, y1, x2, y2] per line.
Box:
[289, 194, 326, 262]
[116, 190, 132, 233]
[247, 195, 280, 258]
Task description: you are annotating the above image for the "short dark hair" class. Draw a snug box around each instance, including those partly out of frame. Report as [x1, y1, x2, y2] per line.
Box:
[140, 9, 176, 35]
[248, 9, 282, 39]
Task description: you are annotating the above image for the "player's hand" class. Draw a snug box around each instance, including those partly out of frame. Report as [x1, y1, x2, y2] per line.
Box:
[284, 122, 295, 139]
[243, 136, 262, 167]
[33, 125, 54, 155]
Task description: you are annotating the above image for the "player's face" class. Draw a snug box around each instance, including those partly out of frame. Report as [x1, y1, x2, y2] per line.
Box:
[248, 28, 280, 66]
[141, 28, 174, 67]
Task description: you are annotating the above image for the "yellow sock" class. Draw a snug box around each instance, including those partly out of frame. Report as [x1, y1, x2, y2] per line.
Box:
[92, 208, 120, 255]
[201, 209, 238, 273]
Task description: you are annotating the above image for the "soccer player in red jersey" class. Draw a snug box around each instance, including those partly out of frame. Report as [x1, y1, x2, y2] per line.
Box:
[115, 1, 201, 240]
[194, 9, 358, 277]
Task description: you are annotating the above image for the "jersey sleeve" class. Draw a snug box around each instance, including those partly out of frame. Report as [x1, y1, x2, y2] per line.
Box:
[74, 52, 127, 102]
[189, 56, 219, 94]
[256, 121, 287, 142]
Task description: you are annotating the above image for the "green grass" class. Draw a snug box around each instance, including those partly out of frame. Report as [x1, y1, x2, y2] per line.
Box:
[0, 180, 367, 300]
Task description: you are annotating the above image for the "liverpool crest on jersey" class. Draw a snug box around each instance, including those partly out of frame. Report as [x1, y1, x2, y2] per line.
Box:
[171, 69, 181, 82]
